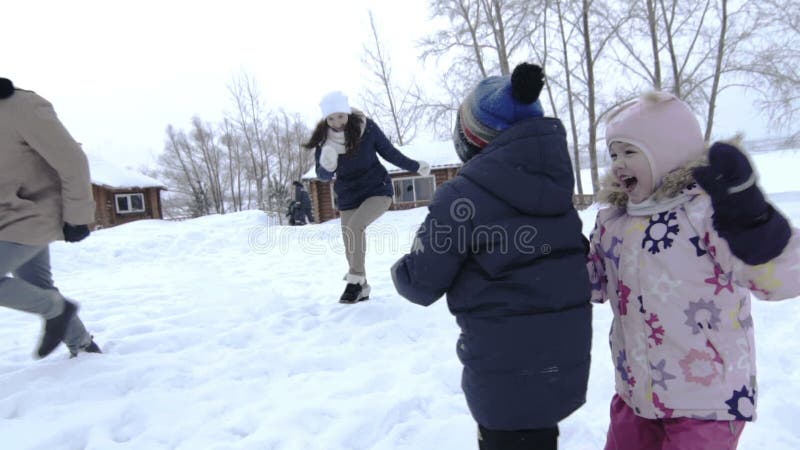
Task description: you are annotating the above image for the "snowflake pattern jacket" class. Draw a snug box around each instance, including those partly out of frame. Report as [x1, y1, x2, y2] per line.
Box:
[587, 162, 800, 422]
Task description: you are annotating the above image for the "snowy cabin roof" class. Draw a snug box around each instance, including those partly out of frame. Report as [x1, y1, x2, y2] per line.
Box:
[302, 139, 461, 180]
[87, 154, 166, 189]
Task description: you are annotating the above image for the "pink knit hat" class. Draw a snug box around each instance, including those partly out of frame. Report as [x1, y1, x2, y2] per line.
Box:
[605, 92, 705, 185]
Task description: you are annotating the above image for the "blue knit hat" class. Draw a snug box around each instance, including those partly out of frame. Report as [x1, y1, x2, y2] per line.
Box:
[454, 63, 545, 162]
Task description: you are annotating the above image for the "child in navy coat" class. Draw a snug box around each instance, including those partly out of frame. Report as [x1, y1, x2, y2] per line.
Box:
[391, 64, 592, 450]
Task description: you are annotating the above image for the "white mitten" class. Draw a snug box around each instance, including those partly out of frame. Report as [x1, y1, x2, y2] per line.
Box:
[320, 142, 343, 172]
[416, 160, 431, 176]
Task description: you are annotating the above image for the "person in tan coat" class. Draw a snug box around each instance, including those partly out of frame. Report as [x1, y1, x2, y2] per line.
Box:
[0, 77, 101, 359]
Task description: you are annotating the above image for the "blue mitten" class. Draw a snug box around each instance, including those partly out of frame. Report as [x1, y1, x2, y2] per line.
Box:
[692, 142, 790, 265]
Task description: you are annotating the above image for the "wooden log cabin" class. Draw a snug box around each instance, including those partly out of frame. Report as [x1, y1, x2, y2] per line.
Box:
[88, 155, 166, 229]
[302, 140, 594, 223]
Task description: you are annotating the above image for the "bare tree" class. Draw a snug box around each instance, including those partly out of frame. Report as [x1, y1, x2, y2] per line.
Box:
[604, 0, 661, 89]
[266, 109, 312, 207]
[646, 0, 663, 89]
[606, 0, 800, 141]
[189, 117, 226, 214]
[553, 0, 586, 194]
[417, 0, 483, 137]
[481, 0, 540, 74]
[535, 0, 559, 116]
[418, 0, 544, 137]
[398, 62, 477, 140]
[154, 74, 317, 218]
[421, 0, 489, 78]
[220, 118, 245, 212]
[703, 0, 728, 141]
[227, 71, 272, 212]
[158, 125, 211, 217]
[286, 113, 314, 184]
[361, 11, 425, 145]
[422, 0, 541, 75]
[581, 0, 600, 191]
[548, 0, 622, 191]
[747, 0, 800, 139]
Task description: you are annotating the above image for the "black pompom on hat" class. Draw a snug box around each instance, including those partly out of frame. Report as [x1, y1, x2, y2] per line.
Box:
[0, 78, 14, 100]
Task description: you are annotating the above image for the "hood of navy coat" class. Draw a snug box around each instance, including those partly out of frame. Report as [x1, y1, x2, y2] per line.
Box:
[457, 117, 575, 216]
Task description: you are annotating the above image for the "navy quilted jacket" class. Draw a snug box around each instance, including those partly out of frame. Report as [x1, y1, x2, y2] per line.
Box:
[391, 116, 592, 430]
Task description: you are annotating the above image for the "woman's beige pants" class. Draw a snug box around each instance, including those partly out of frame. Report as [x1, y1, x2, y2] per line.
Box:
[339, 196, 392, 278]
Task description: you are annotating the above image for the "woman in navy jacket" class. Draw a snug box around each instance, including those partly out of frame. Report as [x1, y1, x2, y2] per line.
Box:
[303, 91, 429, 303]
[391, 64, 592, 450]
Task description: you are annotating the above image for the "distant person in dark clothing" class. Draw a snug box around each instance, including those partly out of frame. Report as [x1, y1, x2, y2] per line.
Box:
[302, 91, 429, 304]
[390, 64, 592, 450]
[286, 200, 302, 226]
[0, 78, 101, 359]
[292, 181, 314, 225]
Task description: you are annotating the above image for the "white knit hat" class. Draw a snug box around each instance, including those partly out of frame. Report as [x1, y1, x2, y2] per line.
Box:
[319, 91, 351, 118]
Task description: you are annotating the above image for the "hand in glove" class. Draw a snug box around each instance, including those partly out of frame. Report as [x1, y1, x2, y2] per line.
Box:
[319, 141, 345, 172]
[692, 142, 790, 265]
[63, 223, 90, 243]
[416, 160, 431, 177]
[693, 142, 761, 216]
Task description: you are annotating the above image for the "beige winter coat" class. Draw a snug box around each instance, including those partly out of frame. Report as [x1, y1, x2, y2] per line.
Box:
[0, 88, 95, 246]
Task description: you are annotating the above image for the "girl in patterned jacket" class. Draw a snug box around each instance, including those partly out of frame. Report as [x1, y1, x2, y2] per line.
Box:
[587, 91, 800, 450]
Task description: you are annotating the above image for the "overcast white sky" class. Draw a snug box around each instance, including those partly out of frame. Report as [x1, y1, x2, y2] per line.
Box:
[5, 0, 434, 168]
[5, 0, 774, 170]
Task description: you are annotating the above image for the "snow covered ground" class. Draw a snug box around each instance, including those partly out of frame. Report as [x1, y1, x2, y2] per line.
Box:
[1, 150, 799, 449]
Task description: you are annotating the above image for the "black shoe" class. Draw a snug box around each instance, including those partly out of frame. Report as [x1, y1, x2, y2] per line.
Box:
[339, 282, 371, 304]
[69, 336, 102, 358]
[84, 340, 102, 354]
[36, 300, 77, 359]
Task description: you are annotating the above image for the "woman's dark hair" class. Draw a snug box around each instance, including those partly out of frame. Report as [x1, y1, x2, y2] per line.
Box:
[301, 112, 364, 154]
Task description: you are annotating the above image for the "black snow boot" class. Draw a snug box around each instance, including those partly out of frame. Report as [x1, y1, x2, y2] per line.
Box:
[339, 282, 371, 304]
[70, 336, 102, 358]
[36, 300, 77, 358]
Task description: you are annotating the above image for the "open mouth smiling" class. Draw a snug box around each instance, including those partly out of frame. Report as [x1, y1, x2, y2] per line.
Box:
[619, 174, 638, 192]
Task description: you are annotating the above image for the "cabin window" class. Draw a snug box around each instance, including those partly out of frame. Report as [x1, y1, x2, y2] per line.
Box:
[392, 175, 435, 204]
[115, 193, 146, 214]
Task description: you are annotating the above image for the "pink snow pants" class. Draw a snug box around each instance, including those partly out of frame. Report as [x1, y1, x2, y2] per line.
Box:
[604, 395, 746, 450]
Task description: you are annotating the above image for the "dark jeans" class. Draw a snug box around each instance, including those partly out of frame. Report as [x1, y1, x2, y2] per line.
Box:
[478, 424, 559, 450]
[0, 241, 91, 353]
